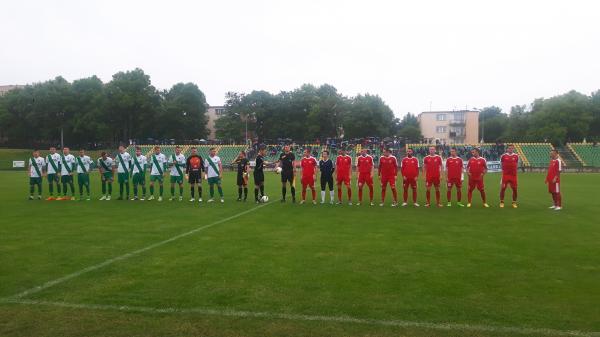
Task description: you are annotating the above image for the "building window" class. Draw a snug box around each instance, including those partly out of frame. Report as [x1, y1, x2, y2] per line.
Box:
[436, 114, 446, 121]
[453, 112, 465, 121]
[215, 108, 225, 115]
[436, 126, 447, 133]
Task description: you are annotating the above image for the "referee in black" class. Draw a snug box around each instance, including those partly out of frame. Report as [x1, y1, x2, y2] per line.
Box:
[277, 145, 296, 203]
[254, 146, 267, 203]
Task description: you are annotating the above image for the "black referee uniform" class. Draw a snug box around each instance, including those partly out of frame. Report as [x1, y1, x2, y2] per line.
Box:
[278, 151, 296, 202]
[254, 154, 265, 202]
[319, 158, 334, 191]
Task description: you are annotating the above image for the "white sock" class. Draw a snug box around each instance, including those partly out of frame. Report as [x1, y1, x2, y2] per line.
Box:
[321, 190, 325, 202]
[329, 190, 334, 201]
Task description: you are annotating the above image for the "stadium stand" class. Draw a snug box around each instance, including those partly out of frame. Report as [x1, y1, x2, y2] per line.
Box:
[568, 143, 600, 167]
[517, 143, 555, 167]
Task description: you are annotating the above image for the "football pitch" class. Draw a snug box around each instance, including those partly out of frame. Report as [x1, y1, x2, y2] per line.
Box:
[0, 171, 598, 337]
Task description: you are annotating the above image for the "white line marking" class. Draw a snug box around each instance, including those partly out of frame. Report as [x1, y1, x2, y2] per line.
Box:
[5, 202, 272, 300]
[2, 298, 598, 337]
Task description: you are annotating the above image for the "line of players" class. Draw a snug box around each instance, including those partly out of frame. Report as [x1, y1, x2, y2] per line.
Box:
[273, 144, 562, 210]
[26, 144, 563, 210]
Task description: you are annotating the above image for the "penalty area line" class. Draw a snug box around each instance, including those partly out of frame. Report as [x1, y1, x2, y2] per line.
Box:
[3, 202, 272, 300]
[1, 298, 598, 337]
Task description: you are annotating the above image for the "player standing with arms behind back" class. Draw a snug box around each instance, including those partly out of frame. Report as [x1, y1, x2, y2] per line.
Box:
[97, 151, 114, 200]
[445, 147, 464, 207]
[59, 147, 76, 200]
[378, 148, 398, 207]
[546, 150, 562, 211]
[115, 145, 132, 200]
[277, 145, 296, 203]
[75, 149, 93, 201]
[131, 147, 147, 201]
[28, 150, 45, 200]
[148, 146, 167, 201]
[356, 148, 374, 206]
[500, 144, 519, 208]
[400, 148, 419, 207]
[335, 148, 353, 205]
[300, 148, 318, 205]
[168, 146, 186, 201]
[319, 150, 335, 204]
[205, 147, 224, 203]
[186, 147, 204, 202]
[466, 148, 489, 208]
[45, 147, 61, 200]
[423, 146, 443, 207]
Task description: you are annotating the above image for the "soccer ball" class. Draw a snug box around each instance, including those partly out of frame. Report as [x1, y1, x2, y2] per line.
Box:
[260, 195, 269, 203]
[275, 167, 282, 174]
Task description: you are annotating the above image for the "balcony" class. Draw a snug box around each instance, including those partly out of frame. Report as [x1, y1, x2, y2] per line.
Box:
[449, 120, 466, 126]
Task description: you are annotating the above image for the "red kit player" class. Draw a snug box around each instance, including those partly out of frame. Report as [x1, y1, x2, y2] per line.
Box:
[356, 148, 374, 206]
[400, 148, 420, 207]
[445, 147, 464, 207]
[466, 148, 489, 208]
[336, 148, 353, 205]
[546, 150, 562, 211]
[422, 146, 443, 207]
[378, 148, 398, 207]
[500, 144, 519, 208]
[300, 149, 318, 205]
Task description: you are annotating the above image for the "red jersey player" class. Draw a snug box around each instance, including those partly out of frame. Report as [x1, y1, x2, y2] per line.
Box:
[422, 146, 443, 207]
[400, 148, 420, 207]
[466, 148, 489, 208]
[378, 148, 398, 206]
[500, 144, 519, 208]
[356, 149, 374, 206]
[300, 149, 318, 205]
[445, 147, 464, 207]
[546, 150, 562, 211]
[335, 148, 353, 205]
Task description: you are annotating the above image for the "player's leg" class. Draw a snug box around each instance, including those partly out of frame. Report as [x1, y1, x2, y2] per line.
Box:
[425, 181, 432, 206]
[367, 178, 374, 203]
[511, 180, 518, 206]
[149, 179, 155, 198]
[101, 176, 107, 197]
[217, 178, 224, 200]
[158, 179, 164, 198]
[28, 178, 35, 199]
[281, 174, 287, 201]
[380, 180, 388, 205]
[68, 175, 75, 197]
[320, 176, 326, 203]
[478, 180, 487, 206]
[84, 175, 90, 199]
[328, 177, 334, 203]
[345, 177, 352, 204]
[289, 176, 296, 202]
[243, 181, 248, 201]
[456, 181, 463, 206]
[390, 179, 398, 205]
[336, 176, 343, 203]
[446, 182, 452, 204]
[434, 180, 441, 206]
[36, 178, 42, 198]
[178, 180, 184, 199]
[500, 180, 507, 205]
[403, 180, 409, 204]
[310, 181, 316, 202]
[357, 180, 364, 203]
[301, 178, 307, 202]
[467, 180, 475, 206]
[47, 175, 54, 198]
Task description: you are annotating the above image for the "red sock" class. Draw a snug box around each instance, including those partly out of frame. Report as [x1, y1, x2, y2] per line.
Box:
[500, 187, 506, 201]
[337, 187, 342, 201]
[480, 190, 486, 203]
[512, 188, 517, 202]
[347, 187, 352, 201]
[412, 188, 417, 202]
[468, 188, 473, 203]
[435, 190, 440, 204]
[556, 193, 562, 207]
[446, 190, 451, 202]
[426, 190, 431, 204]
[392, 188, 397, 203]
[403, 187, 408, 202]
[358, 186, 363, 202]
[368, 185, 373, 201]
[382, 188, 386, 202]
[302, 189, 306, 201]
[457, 189, 462, 202]
[311, 188, 316, 200]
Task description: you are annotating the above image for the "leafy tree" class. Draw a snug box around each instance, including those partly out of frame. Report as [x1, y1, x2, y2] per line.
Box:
[479, 106, 508, 142]
[159, 83, 208, 140]
[342, 94, 395, 139]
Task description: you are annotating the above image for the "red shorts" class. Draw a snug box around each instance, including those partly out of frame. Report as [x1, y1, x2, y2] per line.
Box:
[446, 177, 462, 188]
[548, 181, 560, 193]
[336, 174, 350, 185]
[403, 177, 417, 188]
[501, 175, 518, 188]
[358, 173, 373, 186]
[301, 176, 315, 187]
[469, 178, 485, 190]
[426, 176, 440, 188]
[380, 175, 396, 188]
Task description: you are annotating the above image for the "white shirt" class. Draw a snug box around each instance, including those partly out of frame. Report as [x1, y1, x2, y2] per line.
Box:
[204, 155, 221, 178]
[116, 152, 132, 173]
[170, 153, 186, 176]
[97, 157, 114, 172]
[29, 157, 45, 178]
[76, 155, 93, 174]
[150, 153, 167, 175]
[132, 155, 147, 174]
[46, 153, 61, 174]
[60, 154, 76, 175]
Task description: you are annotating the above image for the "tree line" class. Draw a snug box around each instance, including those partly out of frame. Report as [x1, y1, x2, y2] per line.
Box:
[0, 68, 209, 148]
[479, 90, 600, 145]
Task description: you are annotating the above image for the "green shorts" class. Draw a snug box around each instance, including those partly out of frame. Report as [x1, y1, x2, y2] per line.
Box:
[132, 173, 146, 185]
[47, 173, 59, 183]
[61, 175, 73, 184]
[30, 177, 42, 185]
[207, 177, 221, 185]
[102, 172, 114, 182]
[118, 172, 129, 184]
[170, 175, 183, 184]
[77, 173, 90, 186]
[150, 175, 163, 183]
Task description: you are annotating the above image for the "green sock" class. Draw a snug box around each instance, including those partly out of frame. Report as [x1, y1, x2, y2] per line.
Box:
[125, 183, 129, 197]
[102, 181, 106, 194]
[108, 183, 112, 195]
[170, 186, 175, 196]
[150, 185, 154, 195]
[179, 186, 183, 196]
[159, 185, 164, 196]
[48, 182, 54, 195]
[217, 185, 223, 197]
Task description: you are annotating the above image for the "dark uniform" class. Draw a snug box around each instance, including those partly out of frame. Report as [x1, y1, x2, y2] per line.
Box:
[279, 151, 295, 184]
[319, 158, 334, 191]
[186, 154, 204, 184]
[236, 158, 250, 186]
[254, 155, 265, 184]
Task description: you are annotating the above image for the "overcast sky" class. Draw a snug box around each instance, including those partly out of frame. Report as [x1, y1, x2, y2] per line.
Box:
[1, 0, 599, 116]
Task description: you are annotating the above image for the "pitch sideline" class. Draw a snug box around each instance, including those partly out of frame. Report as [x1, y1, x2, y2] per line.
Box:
[1, 298, 598, 337]
[3, 202, 272, 300]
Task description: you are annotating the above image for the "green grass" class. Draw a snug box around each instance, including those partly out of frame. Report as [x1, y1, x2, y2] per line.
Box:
[0, 171, 599, 337]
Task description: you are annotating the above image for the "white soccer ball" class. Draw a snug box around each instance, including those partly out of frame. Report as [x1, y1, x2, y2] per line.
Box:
[275, 167, 282, 174]
[261, 195, 269, 203]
